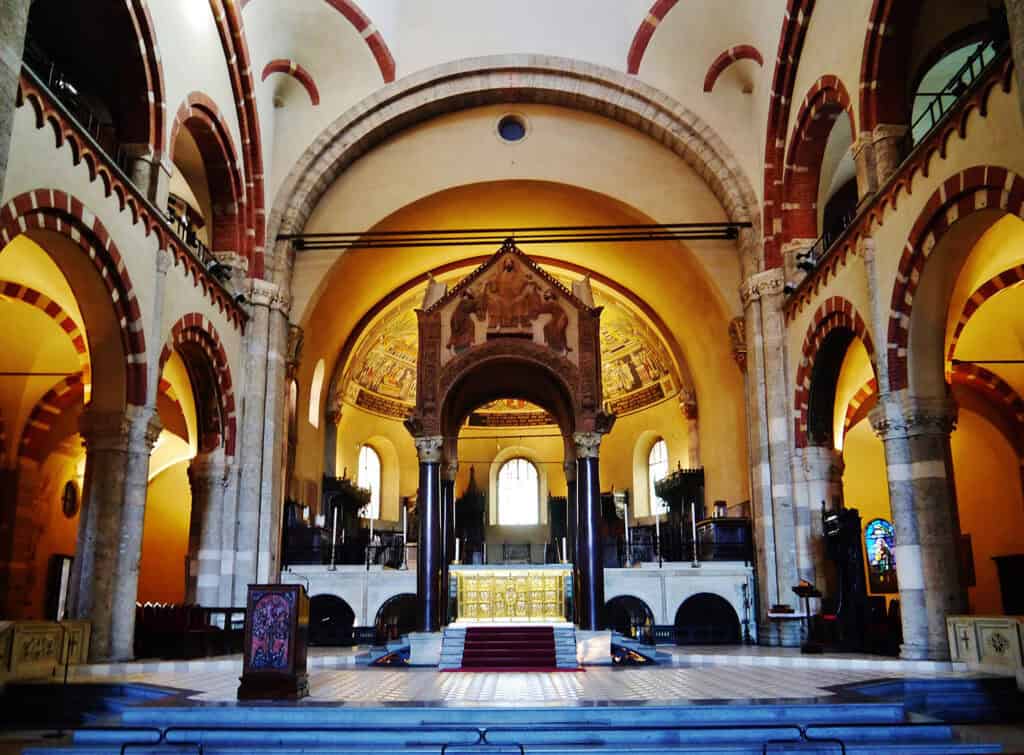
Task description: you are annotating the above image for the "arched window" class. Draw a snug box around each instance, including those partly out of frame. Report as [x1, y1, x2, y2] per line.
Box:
[308, 358, 325, 428]
[357, 444, 381, 519]
[648, 439, 669, 515]
[864, 518, 898, 594]
[497, 458, 539, 525]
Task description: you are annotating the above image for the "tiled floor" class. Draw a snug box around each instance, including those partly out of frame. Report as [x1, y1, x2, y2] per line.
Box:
[101, 665, 947, 705]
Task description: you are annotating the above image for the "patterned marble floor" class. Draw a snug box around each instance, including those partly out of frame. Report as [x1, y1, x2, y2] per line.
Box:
[103, 665, 950, 705]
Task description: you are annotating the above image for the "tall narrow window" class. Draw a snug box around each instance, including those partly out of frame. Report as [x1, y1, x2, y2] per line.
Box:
[308, 358, 325, 428]
[648, 439, 669, 515]
[497, 458, 539, 525]
[357, 444, 381, 519]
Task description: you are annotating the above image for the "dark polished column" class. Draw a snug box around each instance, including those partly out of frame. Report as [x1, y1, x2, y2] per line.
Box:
[415, 436, 443, 632]
[574, 432, 604, 631]
[563, 460, 579, 625]
[440, 460, 457, 626]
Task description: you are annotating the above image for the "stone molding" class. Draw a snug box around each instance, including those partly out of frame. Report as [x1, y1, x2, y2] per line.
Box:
[573, 432, 603, 459]
[267, 54, 759, 281]
[414, 435, 444, 464]
[869, 392, 958, 441]
[189, 451, 228, 486]
[248, 280, 290, 314]
[739, 268, 786, 308]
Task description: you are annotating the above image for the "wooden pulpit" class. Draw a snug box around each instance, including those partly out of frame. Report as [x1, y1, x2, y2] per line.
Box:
[237, 584, 309, 700]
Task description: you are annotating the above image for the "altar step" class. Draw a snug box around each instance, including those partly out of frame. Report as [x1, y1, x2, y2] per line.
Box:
[440, 625, 578, 670]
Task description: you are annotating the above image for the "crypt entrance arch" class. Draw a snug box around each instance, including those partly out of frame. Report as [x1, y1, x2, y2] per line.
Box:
[406, 241, 614, 632]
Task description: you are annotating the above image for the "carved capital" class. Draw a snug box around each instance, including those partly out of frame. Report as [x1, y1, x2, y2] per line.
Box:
[869, 392, 957, 440]
[443, 459, 459, 481]
[189, 450, 227, 487]
[739, 268, 785, 308]
[249, 280, 291, 314]
[573, 431, 603, 459]
[414, 435, 444, 464]
[78, 404, 162, 453]
[156, 247, 173, 274]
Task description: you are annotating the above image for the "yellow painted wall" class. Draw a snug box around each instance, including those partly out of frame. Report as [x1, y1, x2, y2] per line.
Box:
[951, 407, 1024, 615]
[138, 461, 191, 604]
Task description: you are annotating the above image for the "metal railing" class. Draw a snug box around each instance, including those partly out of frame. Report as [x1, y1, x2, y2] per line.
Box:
[795, 207, 857, 272]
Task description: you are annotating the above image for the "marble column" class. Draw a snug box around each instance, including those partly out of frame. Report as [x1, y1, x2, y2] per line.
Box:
[1005, 0, 1024, 120]
[575, 431, 605, 631]
[414, 436, 443, 632]
[187, 450, 227, 606]
[852, 134, 879, 203]
[870, 392, 966, 660]
[74, 404, 161, 662]
[871, 125, 909, 187]
[741, 264, 801, 645]
[563, 459, 579, 624]
[0, 0, 30, 200]
[440, 459, 457, 626]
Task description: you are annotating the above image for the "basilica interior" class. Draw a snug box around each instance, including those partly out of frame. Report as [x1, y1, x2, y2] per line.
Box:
[1, 0, 1024, 750]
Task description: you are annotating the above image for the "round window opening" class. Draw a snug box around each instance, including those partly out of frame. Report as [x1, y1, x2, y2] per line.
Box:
[497, 114, 527, 142]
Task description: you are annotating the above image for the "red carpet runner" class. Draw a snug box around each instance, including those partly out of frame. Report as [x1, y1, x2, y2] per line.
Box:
[460, 625, 557, 671]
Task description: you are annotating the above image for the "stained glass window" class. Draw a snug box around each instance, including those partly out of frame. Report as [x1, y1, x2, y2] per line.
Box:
[865, 518, 898, 593]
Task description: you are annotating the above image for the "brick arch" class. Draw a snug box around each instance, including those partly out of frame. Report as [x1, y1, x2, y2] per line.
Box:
[18, 373, 86, 461]
[703, 45, 764, 92]
[261, 59, 320, 106]
[0, 281, 91, 386]
[159, 315, 237, 457]
[843, 377, 879, 434]
[947, 264, 1024, 362]
[859, 0, 923, 133]
[887, 166, 1024, 391]
[168, 92, 244, 257]
[626, 0, 680, 75]
[794, 296, 876, 448]
[125, 0, 167, 157]
[950, 363, 1024, 456]
[763, 0, 817, 269]
[781, 76, 856, 243]
[0, 190, 147, 406]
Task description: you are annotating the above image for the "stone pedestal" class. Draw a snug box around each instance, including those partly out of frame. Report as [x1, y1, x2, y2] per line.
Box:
[870, 393, 966, 660]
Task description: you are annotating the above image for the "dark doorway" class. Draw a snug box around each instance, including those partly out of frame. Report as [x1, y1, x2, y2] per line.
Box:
[674, 592, 741, 645]
[604, 595, 655, 644]
[308, 595, 356, 646]
[374, 593, 417, 643]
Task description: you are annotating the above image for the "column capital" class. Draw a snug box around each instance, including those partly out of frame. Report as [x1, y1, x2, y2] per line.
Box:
[413, 435, 444, 464]
[189, 450, 228, 485]
[869, 392, 958, 440]
[79, 405, 161, 453]
[443, 459, 459, 481]
[739, 268, 785, 308]
[156, 247, 173, 274]
[248, 279, 291, 314]
[573, 431, 603, 459]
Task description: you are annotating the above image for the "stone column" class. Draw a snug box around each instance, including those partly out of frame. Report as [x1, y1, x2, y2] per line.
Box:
[1005, 0, 1024, 120]
[563, 458, 578, 624]
[871, 125, 909, 187]
[233, 280, 289, 603]
[852, 134, 879, 203]
[74, 405, 161, 662]
[869, 392, 966, 660]
[792, 445, 844, 599]
[414, 436, 443, 632]
[574, 431, 605, 631]
[187, 451, 227, 606]
[0, 0, 30, 199]
[323, 399, 342, 479]
[741, 265, 801, 645]
[121, 144, 171, 207]
[218, 461, 240, 606]
[681, 398, 700, 467]
[440, 458, 457, 626]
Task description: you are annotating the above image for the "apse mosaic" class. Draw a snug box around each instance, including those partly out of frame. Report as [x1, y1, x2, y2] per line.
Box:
[341, 271, 681, 422]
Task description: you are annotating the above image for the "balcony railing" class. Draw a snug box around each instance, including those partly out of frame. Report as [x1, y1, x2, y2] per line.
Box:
[795, 208, 857, 272]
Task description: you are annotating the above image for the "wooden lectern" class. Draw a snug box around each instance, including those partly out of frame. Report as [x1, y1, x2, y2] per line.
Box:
[237, 584, 309, 700]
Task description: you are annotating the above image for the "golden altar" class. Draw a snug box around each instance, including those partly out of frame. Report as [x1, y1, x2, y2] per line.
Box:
[451, 565, 572, 622]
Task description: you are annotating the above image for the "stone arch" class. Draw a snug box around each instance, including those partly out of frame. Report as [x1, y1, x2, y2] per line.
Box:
[781, 76, 856, 244]
[950, 363, 1024, 457]
[268, 55, 760, 281]
[0, 281, 90, 385]
[374, 592, 417, 641]
[0, 190, 146, 408]
[125, 0, 167, 157]
[674, 592, 741, 644]
[604, 594, 655, 639]
[159, 315, 237, 457]
[168, 92, 244, 257]
[887, 165, 1024, 393]
[261, 59, 320, 106]
[794, 296, 876, 448]
[703, 45, 765, 92]
[308, 594, 356, 645]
